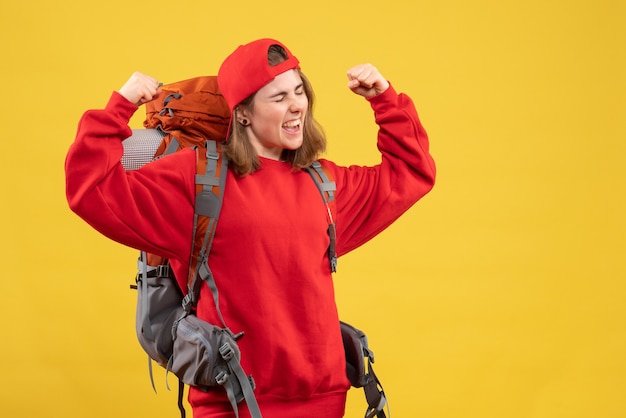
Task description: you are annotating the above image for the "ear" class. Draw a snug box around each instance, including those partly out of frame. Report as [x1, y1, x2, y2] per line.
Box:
[235, 106, 251, 125]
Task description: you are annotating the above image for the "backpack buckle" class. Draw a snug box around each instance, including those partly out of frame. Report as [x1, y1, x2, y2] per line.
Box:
[181, 294, 194, 313]
[156, 264, 170, 278]
[215, 370, 229, 385]
[219, 342, 235, 361]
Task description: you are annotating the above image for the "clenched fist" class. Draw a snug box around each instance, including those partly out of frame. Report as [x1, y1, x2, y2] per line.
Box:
[118, 72, 162, 107]
[346, 64, 390, 98]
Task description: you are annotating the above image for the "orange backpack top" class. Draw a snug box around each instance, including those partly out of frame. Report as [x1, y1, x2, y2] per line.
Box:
[144, 75, 231, 150]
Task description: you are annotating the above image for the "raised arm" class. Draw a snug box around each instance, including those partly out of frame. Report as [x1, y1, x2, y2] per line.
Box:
[327, 65, 436, 255]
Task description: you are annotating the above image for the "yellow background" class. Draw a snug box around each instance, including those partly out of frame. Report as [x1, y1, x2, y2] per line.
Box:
[1, 0, 624, 417]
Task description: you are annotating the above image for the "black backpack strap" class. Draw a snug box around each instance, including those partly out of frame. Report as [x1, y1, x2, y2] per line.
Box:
[305, 161, 338, 272]
[363, 360, 388, 418]
[177, 379, 186, 418]
[341, 321, 390, 418]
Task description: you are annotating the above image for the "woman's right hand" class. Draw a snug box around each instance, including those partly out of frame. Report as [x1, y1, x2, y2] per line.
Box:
[118, 72, 162, 107]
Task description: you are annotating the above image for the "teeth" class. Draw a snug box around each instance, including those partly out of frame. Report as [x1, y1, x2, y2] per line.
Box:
[283, 119, 300, 128]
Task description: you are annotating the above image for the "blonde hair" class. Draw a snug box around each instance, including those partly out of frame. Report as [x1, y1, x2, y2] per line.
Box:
[223, 46, 326, 176]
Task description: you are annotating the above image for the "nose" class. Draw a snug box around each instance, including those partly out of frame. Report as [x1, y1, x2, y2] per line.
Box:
[289, 93, 307, 113]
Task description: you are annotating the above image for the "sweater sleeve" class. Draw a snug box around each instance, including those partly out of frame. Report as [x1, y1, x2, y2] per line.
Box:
[64, 92, 197, 263]
[327, 84, 436, 256]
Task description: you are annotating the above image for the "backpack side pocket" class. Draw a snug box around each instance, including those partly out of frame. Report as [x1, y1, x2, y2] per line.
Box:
[135, 273, 184, 367]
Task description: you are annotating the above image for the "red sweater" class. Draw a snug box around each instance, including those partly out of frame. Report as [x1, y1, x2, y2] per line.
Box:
[65, 85, 435, 417]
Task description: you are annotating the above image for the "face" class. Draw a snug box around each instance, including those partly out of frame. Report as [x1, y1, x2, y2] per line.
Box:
[239, 69, 308, 160]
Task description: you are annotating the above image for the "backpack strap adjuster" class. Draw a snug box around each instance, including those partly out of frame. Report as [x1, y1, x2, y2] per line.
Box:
[219, 342, 235, 361]
[156, 264, 170, 278]
[215, 370, 229, 385]
[206, 150, 219, 160]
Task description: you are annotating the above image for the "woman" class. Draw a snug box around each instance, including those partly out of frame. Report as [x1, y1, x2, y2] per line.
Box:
[65, 38, 436, 417]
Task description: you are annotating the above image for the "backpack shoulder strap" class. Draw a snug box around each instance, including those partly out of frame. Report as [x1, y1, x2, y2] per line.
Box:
[305, 161, 338, 272]
[341, 321, 389, 418]
[183, 139, 228, 319]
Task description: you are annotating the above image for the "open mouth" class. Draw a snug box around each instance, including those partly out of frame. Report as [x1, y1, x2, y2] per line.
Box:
[282, 119, 301, 132]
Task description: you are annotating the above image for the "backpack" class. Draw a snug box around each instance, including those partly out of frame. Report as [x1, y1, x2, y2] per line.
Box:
[125, 76, 389, 418]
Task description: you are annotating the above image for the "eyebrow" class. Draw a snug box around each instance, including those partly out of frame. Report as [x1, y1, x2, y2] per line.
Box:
[267, 82, 304, 99]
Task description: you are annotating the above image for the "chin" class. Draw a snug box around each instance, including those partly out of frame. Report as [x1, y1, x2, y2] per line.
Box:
[283, 138, 304, 150]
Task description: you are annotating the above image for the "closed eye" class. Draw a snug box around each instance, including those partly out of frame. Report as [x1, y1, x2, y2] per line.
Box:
[270, 83, 305, 101]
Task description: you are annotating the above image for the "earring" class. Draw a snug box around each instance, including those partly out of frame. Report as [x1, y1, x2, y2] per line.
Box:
[240, 119, 249, 126]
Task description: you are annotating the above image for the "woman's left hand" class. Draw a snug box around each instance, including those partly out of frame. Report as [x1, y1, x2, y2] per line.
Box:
[346, 64, 390, 98]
